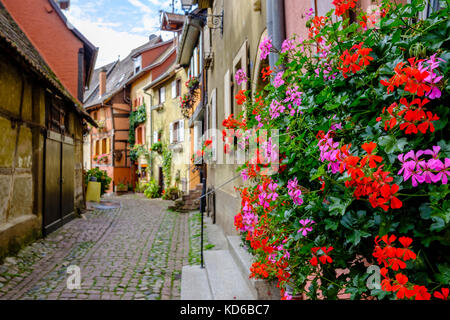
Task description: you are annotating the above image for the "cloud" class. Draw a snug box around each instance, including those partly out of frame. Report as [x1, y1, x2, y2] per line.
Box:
[64, 0, 180, 68]
[65, 5, 148, 67]
[128, 0, 152, 13]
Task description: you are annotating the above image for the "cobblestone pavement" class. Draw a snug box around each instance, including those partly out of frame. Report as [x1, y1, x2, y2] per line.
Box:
[0, 194, 203, 300]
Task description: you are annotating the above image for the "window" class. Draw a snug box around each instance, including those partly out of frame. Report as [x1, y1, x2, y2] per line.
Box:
[172, 79, 181, 99]
[169, 120, 184, 144]
[137, 126, 143, 145]
[176, 79, 181, 97]
[95, 140, 100, 156]
[171, 121, 179, 144]
[171, 80, 177, 99]
[134, 55, 142, 74]
[101, 138, 107, 154]
[159, 86, 166, 104]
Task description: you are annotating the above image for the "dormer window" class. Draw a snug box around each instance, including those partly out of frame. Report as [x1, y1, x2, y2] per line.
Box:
[134, 55, 142, 74]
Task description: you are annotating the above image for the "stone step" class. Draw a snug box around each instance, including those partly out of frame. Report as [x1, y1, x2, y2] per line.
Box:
[227, 236, 280, 300]
[204, 250, 256, 300]
[180, 265, 213, 300]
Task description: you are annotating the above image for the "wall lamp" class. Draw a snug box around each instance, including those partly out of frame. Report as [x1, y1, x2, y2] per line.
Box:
[181, 0, 224, 35]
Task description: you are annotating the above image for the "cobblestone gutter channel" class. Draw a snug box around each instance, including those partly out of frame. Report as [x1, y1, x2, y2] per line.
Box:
[0, 195, 211, 300]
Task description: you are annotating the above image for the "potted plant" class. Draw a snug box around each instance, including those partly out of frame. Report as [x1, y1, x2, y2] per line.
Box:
[116, 182, 128, 193]
[151, 141, 163, 154]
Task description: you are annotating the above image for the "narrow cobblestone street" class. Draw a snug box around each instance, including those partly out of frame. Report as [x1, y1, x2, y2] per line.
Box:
[0, 195, 200, 300]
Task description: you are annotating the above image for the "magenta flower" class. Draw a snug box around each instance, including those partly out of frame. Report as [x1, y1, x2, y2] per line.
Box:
[269, 99, 285, 119]
[287, 178, 303, 205]
[281, 39, 295, 53]
[297, 218, 315, 237]
[235, 69, 248, 86]
[273, 71, 285, 88]
[259, 36, 272, 60]
[398, 147, 449, 186]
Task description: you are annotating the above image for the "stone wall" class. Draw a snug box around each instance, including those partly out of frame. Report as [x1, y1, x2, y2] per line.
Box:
[0, 52, 44, 260]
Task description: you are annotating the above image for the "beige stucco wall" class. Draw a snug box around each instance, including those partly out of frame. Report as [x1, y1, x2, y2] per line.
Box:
[206, 0, 267, 236]
[146, 67, 190, 192]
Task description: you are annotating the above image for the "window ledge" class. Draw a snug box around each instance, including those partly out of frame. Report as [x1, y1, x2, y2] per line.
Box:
[169, 143, 183, 152]
[151, 104, 164, 112]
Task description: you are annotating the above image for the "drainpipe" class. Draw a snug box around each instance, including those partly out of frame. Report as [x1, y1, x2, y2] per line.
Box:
[144, 91, 153, 178]
[266, 0, 286, 69]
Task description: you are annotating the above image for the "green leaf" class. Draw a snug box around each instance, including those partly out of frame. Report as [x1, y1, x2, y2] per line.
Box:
[328, 197, 352, 216]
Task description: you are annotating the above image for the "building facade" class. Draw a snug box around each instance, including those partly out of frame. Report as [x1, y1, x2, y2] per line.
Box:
[83, 36, 177, 192]
[1, 0, 97, 103]
[143, 57, 190, 193]
[0, 3, 95, 259]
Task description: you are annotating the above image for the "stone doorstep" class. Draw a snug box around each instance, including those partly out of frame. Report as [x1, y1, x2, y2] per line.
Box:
[227, 236, 281, 300]
[203, 250, 255, 300]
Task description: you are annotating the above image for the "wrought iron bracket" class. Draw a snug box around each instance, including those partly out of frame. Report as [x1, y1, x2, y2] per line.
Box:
[189, 9, 223, 35]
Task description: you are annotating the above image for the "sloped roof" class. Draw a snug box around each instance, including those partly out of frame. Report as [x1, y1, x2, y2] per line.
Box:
[83, 60, 118, 104]
[161, 11, 186, 32]
[48, 0, 98, 88]
[83, 55, 134, 109]
[84, 39, 176, 109]
[0, 2, 95, 124]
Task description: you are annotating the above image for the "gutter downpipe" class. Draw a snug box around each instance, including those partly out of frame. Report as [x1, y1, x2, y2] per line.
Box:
[267, 0, 286, 70]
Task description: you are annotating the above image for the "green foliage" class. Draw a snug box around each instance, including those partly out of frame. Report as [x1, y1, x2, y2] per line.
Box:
[128, 104, 147, 160]
[84, 168, 112, 195]
[151, 141, 163, 153]
[143, 178, 160, 198]
[162, 145, 172, 188]
[162, 187, 181, 200]
[237, 1, 449, 299]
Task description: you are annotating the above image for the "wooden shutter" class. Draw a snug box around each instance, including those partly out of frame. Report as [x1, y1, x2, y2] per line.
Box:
[169, 122, 174, 144]
[224, 70, 231, 118]
[171, 80, 176, 99]
[211, 88, 217, 160]
[153, 131, 158, 143]
[106, 137, 110, 154]
[178, 119, 184, 142]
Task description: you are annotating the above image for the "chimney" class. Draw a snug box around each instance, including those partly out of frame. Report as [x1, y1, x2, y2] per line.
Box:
[99, 68, 107, 98]
[57, 0, 70, 10]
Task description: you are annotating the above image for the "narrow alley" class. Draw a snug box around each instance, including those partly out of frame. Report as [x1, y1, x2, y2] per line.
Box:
[0, 196, 201, 300]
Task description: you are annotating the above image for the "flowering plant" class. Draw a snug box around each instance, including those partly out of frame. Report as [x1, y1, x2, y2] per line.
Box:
[225, 0, 449, 300]
[185, 76, 199, 90]
[93, 153, 108, 164]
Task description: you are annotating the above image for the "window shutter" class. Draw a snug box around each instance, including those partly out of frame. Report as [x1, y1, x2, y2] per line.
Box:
[171, 80, 176, 98]
[169, 122, 174, 144]
[211, 88, 217, 161]
[106, 138, 110, 154]
[224, 70, 231, 118]
[160, 87, 166, 104]
[178, 120, 184, 142]
[153, 131, 158, 143]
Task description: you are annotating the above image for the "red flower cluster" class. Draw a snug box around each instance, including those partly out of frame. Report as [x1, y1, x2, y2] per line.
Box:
[332, 0, 358, 16]
[376, 97, 439, 135]
[340, 142, 402, 211]
[380, 58, 431, 96]
[261, 66, 272, 81]
[337, 42, 373, 78]
[308, 16, 328, 42]
[309, 246, 333, 266]
[372, 235, 448, 300]
[373, 235, 416, 271]
[235, 89, 247, 105]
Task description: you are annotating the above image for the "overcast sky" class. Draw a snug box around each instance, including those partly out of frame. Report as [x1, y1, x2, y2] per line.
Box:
[64, 0, 184, 68]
